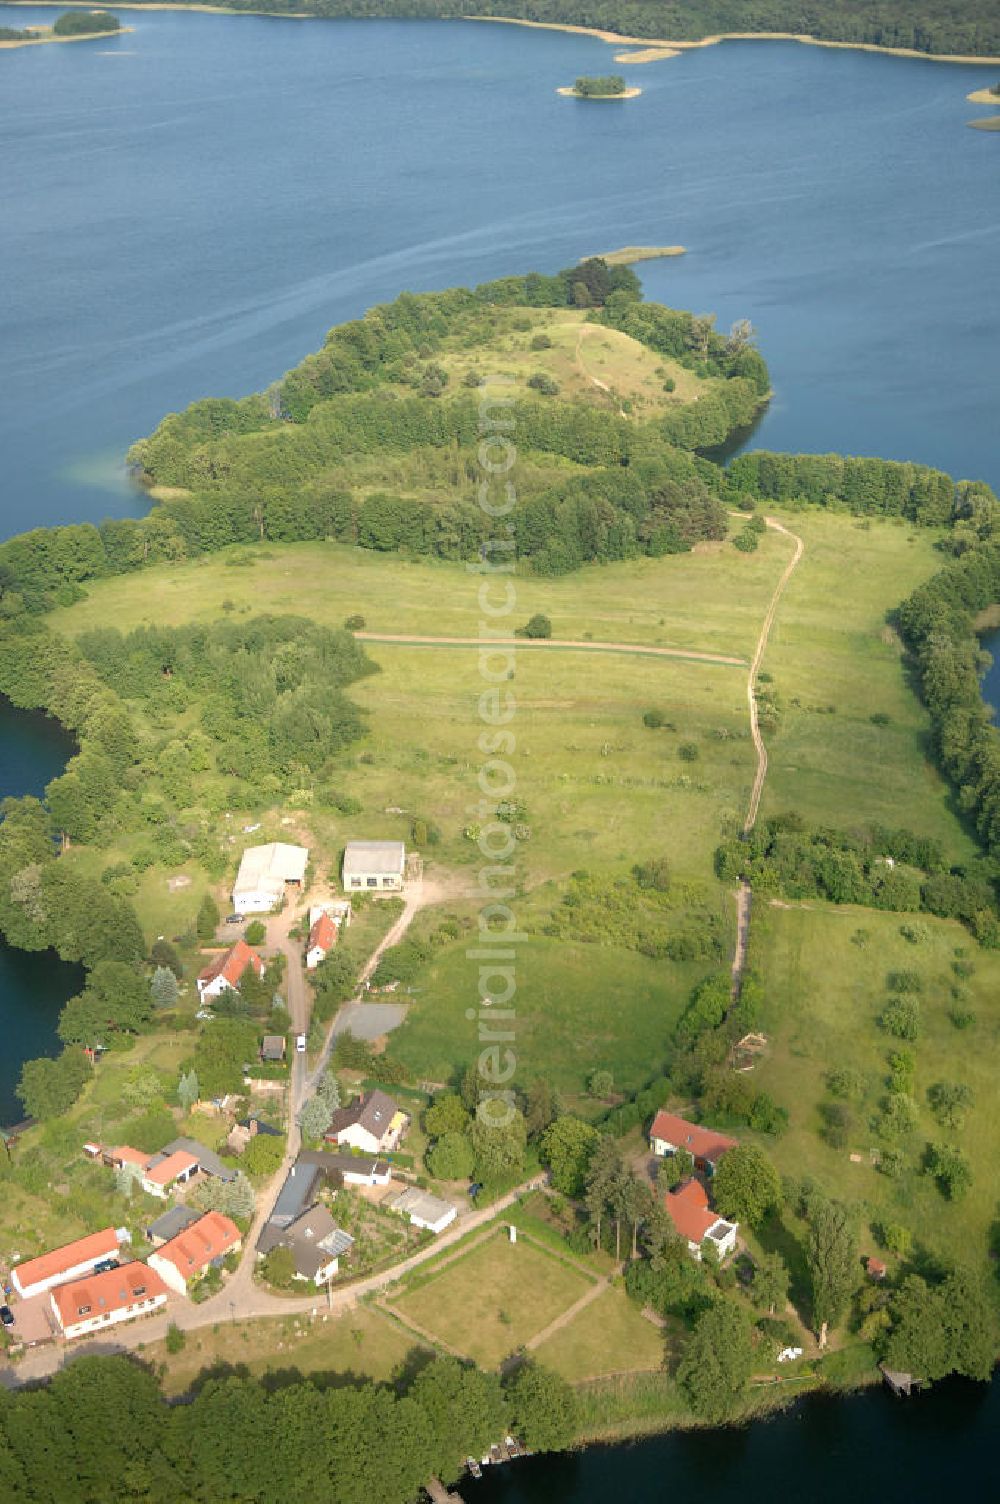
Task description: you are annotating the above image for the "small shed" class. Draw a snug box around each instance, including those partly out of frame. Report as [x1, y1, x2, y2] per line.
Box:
[260, 1035, 287, 1063]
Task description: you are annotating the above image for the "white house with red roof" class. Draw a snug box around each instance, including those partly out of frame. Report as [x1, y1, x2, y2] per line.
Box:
[306, 911, 338, 971]
[148, 1211, 241, 1295]
[649, 1110, 738, 1176]
[197, 938, 266, 1001]
[11, 1227, 124, 1300]
[664, 1180, 739, 1261]
[50, 1262, 168, 1340]
[140, 1147, 200, 1199]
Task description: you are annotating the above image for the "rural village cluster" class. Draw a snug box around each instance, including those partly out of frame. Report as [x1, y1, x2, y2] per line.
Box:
[1, 834, 740, 1350]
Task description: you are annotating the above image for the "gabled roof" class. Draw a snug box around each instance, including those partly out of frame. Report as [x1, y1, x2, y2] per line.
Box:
[198, 939, 265, 990]
[163, 1137, 236, 1182]
[257, 1205, 353, 1278]
[260, 1034, 286, 1060]
[342, 841, 405, 879]
[649, 1111, 738, 1164]
[51, 1261, 167, 1328]
[112, 1146, 153, 1169]
[268, 1162, 322, 1228]
[13, 1228, 119, 1291]
[663, 1180, 735, 1246]
[146, 1205, 201, 1243]
[325, 1090, 401, 1143]
[143, 1148, 199, 1187]
[308, 913, 337, 952]
[298, 1149, 387, 1179]
[153, 1212, 240, 1277]
[234, 843, 308, 897]
[391, 1187, 454, 1224]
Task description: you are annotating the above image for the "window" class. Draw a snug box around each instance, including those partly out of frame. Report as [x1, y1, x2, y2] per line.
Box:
[366, 877, 378, 888]
[351, 878, 362, 888]
[134, 1285, 146, 1296]
[78, 1305, 91, 1316]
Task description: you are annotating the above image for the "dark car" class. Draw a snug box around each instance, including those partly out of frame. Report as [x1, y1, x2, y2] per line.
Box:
[0, 1306, 14, 1327]
[225, 914, 242, 925]
[93, 1258, 119, 1274]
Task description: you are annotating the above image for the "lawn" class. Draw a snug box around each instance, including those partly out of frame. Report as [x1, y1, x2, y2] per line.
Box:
[532, 1285, 665, 1382]
[388, 936, 706, 1100]
[146, 1305, 425, 1397]
[390, 1231, 594, 1367]
[749, 902, 1000, 1263]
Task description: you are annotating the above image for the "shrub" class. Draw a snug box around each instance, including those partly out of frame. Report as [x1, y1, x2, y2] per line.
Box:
[530, 333, 553, 350]
[878, 997, 920, 1041]
[165, 1323, 186, 1354]
[642, 708, 666, 729]
[527, 372, 559, 396]
[244, 920, 266, 946]
[518, 613, 552, 640]
[677, 742, 699, 762]
[344, 613, 365, 631]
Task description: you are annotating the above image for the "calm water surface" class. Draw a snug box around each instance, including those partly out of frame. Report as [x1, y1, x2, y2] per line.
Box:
[1, 6, 998, 1476]
[0, 6, 998, 537]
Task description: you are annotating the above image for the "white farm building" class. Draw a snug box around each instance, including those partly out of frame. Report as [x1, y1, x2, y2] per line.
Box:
[342, 840, 405, 893]
[232, 842, 308, 913]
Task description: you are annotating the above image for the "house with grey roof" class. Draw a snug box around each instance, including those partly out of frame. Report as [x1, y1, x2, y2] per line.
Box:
[144, 1205, 202, 1248]
[324, 1089, 408, 1156]
[269, 1205, 354, 1285]
[341, 840, 405, 893]
[297, 1149, 391, 1187]
[266, 1162, 322, 1232]
[391, 1186, 457, 1235]
[163, 1137, 237, 1183]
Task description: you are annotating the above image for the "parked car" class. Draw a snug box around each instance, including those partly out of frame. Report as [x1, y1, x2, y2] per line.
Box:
[93, 1258, 119, 1274]
[295, 1033, 307, 1053]
[225, 914, 242, 925]
[0, 1306, 14, 1327]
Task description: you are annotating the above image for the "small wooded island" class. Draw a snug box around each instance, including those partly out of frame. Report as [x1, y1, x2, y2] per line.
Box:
[0, 11, 122, 48]
[558, 74, 641, 100]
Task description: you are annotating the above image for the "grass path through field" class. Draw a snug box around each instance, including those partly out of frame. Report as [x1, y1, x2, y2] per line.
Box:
[731, 515, 804, 997]
[355, 631, 745, 667]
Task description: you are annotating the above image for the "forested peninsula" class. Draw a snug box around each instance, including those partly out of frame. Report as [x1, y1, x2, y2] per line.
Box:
[52, 0, 1000, 59]
[4, 263, 1000, 1465]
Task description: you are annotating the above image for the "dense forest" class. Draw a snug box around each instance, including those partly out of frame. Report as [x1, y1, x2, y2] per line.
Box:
[51, 10, 122, 34]
[0, 1353, 579, 1503]
[102, 0, 1000, 58]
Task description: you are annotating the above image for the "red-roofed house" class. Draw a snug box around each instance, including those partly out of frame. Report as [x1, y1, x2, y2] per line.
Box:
[141, 1148, 200, 1199]
[197, 939, 266, 1002]
[664, 1180, 738, 1261]
[306, 912, 338, 971]
[148, 1211, 242, 1295]
[649, 1111, 738, 1175]
[11, 1227, 123, 1300]
[50, 1261, 168, 1340]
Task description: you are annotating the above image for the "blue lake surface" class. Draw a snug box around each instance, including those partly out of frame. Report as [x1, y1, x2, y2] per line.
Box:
[0, 6, 998, 1476]
[0, 6, 998, 539]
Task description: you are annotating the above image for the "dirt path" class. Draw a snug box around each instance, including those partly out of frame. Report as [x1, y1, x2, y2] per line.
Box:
[356, 631, 744, 668]
[729, 515, 804, 998]
[742, 517, 804, 834]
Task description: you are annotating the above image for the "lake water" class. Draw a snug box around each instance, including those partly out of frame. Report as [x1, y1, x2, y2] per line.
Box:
[0, 4, 998, 1475]
[0, 698, 81, 1125]
[0, 6, 998, 539]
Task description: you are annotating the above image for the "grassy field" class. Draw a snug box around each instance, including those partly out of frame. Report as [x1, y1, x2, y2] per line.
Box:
[50, 530, 784, 661]
[145, 1305, 426, 1397]
[388, 936, 705, 1101]
[756, 508, 973, 856]
[532, 1284, 665, 1381]
[389, 1231, 594, 1367]
[749, 902, 1000, 1260]
[425, 307, 714, 413]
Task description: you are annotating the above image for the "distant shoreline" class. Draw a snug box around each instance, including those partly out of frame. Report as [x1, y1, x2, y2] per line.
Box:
[466, 15, 1000, 67]
[5, 6, 1000, 65]
[967, 87, 1000, 102]
[0, 22, 131, 48]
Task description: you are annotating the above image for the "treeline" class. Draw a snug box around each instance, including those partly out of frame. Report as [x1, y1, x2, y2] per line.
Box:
[727, 449, 999, 529]
[99, 0, 1000, 59]
[716, 816, 998, 940]
[52, 10, 121, 34]
[897, 540, 1000, 871]
[0, 1353, 578, 1503]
